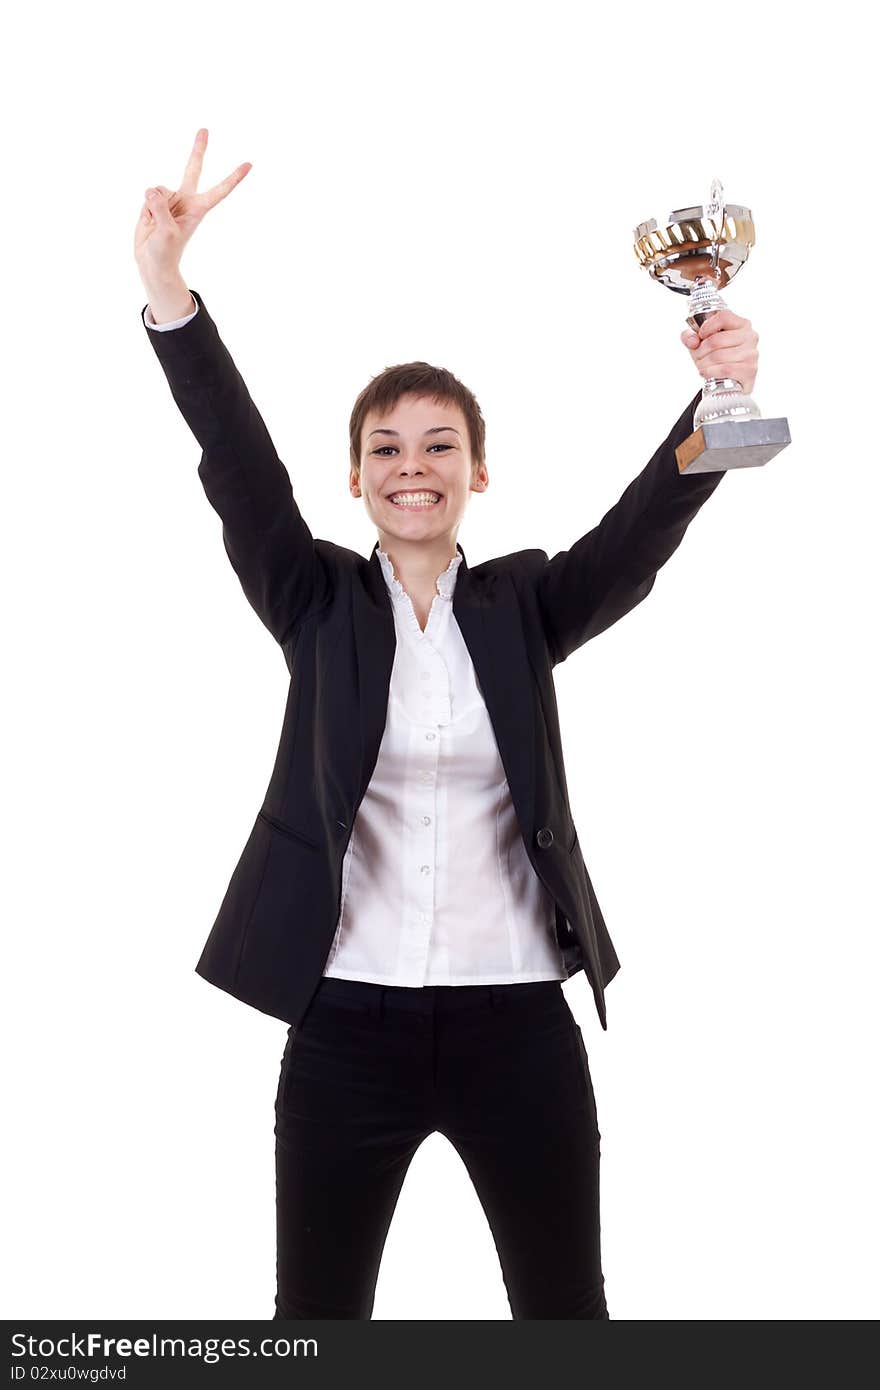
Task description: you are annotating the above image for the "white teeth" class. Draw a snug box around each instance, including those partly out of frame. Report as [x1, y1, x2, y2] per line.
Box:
[389, 492, 440, 507]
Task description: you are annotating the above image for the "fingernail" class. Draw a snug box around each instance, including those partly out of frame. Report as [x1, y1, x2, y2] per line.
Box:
[146, 188, 157, 199]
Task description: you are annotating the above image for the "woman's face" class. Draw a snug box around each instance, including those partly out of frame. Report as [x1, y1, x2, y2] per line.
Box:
[352, 393, 488, 549]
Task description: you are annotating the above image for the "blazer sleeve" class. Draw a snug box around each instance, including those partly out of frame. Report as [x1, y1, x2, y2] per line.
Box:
[141, 288, 330, 646]
[529, 388, 728, 666]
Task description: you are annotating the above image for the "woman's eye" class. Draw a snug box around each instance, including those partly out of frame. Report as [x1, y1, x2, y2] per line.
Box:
[373, 443, 451, 456]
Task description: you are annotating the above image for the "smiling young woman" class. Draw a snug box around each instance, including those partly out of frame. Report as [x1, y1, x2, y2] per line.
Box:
[137, 129, 728, 1322]
[347, 371, 490, 633]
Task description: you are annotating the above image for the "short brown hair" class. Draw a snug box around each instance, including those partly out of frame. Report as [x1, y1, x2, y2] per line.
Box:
[349, 361, 486, 477]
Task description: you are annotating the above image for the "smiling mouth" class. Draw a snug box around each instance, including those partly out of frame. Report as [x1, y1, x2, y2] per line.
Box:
[387, 493, 443, 508]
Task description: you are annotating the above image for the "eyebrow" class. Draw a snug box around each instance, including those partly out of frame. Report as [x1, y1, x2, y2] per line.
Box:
[367, 426, 461, 438]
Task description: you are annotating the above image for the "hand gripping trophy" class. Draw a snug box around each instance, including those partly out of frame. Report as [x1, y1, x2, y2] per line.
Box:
[634, 178, 791, 474]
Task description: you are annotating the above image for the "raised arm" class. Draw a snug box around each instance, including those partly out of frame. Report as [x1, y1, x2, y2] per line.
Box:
[134, 130, 329, 646]
[141, 288, 328, 644]
[526, 388, 726, 666]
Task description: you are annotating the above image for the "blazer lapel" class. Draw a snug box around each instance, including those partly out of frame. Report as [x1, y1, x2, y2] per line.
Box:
[355, 541, 536, 836]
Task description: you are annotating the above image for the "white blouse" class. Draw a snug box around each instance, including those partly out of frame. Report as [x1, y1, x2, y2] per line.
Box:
[323, 546, 566, 986]
[145, 293, 568, 987]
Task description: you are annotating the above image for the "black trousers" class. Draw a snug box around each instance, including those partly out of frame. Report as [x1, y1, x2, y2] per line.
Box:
[273, 975, 609, 1320]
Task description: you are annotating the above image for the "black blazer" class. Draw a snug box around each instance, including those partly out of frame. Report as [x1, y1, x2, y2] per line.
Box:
[143, 290, 724, 1031]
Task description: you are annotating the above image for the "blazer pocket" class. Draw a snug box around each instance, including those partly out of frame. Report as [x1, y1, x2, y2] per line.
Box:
[257, 808, 322, 850]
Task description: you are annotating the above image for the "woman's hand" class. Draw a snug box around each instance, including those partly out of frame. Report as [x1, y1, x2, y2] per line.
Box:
[133, 128, 252, 282]
[681, 309, 759, 396]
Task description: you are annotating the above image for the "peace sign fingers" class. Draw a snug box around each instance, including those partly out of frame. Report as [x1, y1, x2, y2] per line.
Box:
[135, 130, 254, 285]
[178, 127, 252, 210]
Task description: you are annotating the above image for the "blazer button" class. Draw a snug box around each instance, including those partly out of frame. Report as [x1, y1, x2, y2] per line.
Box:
[536, 827, 554, 849]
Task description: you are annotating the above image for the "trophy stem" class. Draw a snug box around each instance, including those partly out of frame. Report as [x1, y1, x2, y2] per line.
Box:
[694, 377, 761, 427]
[687, 275, 761, 428]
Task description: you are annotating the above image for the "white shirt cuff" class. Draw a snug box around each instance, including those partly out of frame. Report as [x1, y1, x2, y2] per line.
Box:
[143, 294, 199, 331]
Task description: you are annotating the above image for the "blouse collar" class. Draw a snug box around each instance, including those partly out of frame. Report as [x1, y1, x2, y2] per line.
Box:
[376, 545, 463, 603]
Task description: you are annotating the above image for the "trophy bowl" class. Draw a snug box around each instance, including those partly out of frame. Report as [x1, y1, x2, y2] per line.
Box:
[633, 203, 755, 295]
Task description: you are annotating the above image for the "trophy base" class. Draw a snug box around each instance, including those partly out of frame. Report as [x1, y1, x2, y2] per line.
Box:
[675, 416, 792, 474]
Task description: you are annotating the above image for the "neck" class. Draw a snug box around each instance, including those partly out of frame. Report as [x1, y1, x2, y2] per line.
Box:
[377, 533, 459, 591]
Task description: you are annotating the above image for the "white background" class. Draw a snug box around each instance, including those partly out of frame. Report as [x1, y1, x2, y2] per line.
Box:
[4, 0, 877, 1321]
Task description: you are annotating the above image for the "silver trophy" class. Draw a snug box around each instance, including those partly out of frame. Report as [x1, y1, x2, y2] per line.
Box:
[634, 178, 791, 474]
